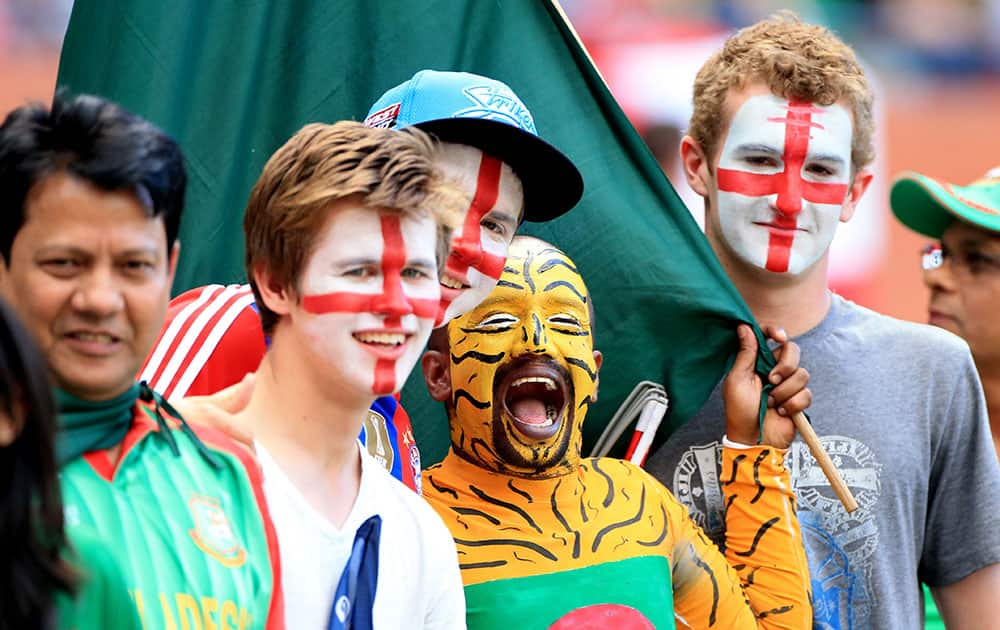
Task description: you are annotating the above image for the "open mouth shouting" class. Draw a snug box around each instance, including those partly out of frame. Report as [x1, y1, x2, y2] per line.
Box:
[498, 362, 570, 440]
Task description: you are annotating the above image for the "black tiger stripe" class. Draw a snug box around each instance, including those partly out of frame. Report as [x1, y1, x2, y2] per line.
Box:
[578, 495, 589, 523]
[503, 265, 519, 275]
[460, 560, 508, 570]
[592, 459, 615, 508]
[690, 544, 720, 626]
[555, 328, 590, 337]
[453, 537, 557, 561]
[538, 258, 579, 275]
[758, 605, 794, 618]
[451, 349, 506, 364]
[507, 480, 533, 503]
[565, 357, 596, 381]
[636, 505, 669, 547]
[459, 326, 511, 335]
[454, 389, 490, 409]
[743, 566, 761, 586]
[578, 395, 594, 410]
[451, 507, 500, 525]
[750, 449, 770, 504]
[428, 476, 459, 500]
[734, 516, 780, 557]
[550, 479, 581, 559]
[497, 280, 524, 290]
[725, 494, 737, 514]
[469, 485, 543, 534]
[543, 280, 588, 303]
[723, 454, 748, 485]
[592, 485, 646, 552]
[522, 251, 537, 293]
[532, 313, 542, 345]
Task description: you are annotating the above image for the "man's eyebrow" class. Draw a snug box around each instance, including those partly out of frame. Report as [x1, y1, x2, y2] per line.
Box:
[335, 257, 381, 267]
[807, 153, 847, 165]
[407, 257, 437, 270]
[732, 143, 781, 154]
[486, 209, 518, 225]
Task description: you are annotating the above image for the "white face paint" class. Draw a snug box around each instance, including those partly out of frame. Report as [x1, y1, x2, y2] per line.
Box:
[714, 94, 854, 275]
[435, 143, 524, 325]
[296, 204, 439, 396]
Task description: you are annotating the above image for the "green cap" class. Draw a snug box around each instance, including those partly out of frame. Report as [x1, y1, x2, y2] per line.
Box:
[891, 168, 1000, 239]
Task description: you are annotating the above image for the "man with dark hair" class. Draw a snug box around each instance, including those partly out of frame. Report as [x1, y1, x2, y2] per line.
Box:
[647, 14, 1000, 629]
[892, 167, 1000, 455]
[0, 93, 283, 629]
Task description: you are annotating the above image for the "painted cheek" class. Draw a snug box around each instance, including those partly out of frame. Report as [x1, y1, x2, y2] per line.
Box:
[717, 101, 850, 273]
[442, 155, 507, 284]
[302, 216, 438, 395]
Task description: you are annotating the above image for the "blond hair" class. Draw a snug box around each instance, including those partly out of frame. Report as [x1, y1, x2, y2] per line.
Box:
[690, 12, 875, 170]
[244, 120, 462, 332]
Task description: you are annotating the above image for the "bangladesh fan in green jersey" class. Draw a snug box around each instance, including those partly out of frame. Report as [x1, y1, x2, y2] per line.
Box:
[0, 295, 137, 630]
[0, 94, 284, 629]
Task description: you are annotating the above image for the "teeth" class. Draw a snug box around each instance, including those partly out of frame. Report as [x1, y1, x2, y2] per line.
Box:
[511, 376, 556, 390]
[355, 332, 405, 346]
[440, 274, 466, 290]
[76, 332, 114, 343]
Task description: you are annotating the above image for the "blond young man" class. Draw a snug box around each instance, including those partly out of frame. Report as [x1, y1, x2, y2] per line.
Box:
[234, 121, 465, 629]
[646, 14, 1000, 629]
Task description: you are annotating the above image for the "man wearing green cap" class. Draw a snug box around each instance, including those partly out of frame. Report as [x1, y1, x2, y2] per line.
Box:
[892, 167, 1000, 454]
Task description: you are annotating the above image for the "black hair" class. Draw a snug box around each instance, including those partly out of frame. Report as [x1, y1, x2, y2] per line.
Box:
[0, 92, 186, 264]
[0, 298, 76, 629]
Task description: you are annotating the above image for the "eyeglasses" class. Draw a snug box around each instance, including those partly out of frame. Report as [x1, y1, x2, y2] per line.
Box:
[921, 242, 1000, 275]
[921, 244, 943, 271]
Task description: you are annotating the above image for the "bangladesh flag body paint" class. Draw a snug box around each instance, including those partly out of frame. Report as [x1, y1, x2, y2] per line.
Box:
[464, 558, 670, 629]
[425, 448, 811, 629]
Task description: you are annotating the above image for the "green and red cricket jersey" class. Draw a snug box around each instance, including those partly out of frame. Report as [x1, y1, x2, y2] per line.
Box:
[60, 401, 283, 630]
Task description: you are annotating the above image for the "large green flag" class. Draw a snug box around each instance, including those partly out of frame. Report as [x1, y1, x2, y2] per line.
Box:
[56, 0, 761, 462]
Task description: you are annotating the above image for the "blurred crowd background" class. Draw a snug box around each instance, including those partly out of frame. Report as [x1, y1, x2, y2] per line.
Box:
[2, 0, 998, 324]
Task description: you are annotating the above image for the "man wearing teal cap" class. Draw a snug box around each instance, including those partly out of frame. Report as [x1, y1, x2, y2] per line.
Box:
[892, 168, 1000, 447]
[892, 168, 1000, 629]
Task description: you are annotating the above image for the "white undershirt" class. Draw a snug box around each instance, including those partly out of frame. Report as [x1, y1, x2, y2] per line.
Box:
[256, 440, 466, 629]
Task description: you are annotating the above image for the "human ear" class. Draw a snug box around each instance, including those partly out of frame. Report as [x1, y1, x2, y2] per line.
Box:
[590, 350, 603, 403]
[252, 265, 295, 319]
[840, 168, 874, 223]
[421, 350, 452, 402]
[680, 135, 712, 198]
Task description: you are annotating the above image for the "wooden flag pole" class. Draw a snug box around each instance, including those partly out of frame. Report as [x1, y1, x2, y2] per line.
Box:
[791, 411, 858, 512]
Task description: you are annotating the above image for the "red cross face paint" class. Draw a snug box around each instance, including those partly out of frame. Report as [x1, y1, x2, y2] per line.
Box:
[436, 143, 524, 326]
[715, 95, 853, 274]
[297, 205, 439, 397]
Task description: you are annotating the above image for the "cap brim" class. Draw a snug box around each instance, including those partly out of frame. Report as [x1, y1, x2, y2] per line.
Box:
[890, 172, 964, 239]
[891, 171, 1000, 238]
[414, 118, 583, 222]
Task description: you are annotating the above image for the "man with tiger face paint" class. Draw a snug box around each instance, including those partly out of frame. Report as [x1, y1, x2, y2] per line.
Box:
[421, 236, 814, 629]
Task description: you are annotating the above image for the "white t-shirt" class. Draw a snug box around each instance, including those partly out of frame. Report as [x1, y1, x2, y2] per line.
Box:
[257, 441, 465, 629]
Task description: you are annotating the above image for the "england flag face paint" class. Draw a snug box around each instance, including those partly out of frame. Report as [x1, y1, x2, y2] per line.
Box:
[298, 205, 439, 396]
[435, 143, 523, 326]
[715, 94, 854, 275]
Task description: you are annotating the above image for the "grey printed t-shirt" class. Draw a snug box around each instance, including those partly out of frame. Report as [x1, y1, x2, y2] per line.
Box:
[646, 294, 1000, 629]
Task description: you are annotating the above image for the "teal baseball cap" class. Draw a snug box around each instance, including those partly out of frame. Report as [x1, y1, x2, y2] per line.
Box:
[891, 167, 1000, 238]
[365, 70, 583, 222]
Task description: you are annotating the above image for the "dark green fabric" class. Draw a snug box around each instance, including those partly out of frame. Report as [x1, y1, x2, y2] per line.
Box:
[56, 0, 772, 463]
[55, 383, 139, 466]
